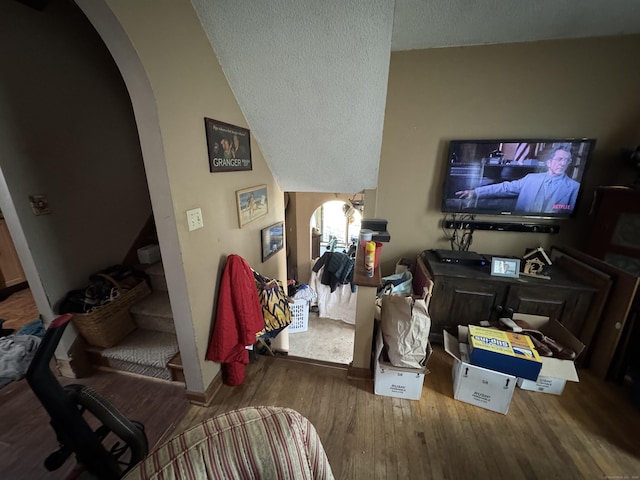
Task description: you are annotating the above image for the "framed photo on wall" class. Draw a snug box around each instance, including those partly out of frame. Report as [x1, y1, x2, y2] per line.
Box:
[236, 185, 268, 228]
[204, 117, 252, 172]
[490, 257, 520, 278]
[261, 222, 284, 262]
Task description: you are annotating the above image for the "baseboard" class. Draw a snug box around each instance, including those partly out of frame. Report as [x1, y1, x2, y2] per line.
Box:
[55, 358, 78, 378]
[0, 281, 28, 302]
[281, 355, 349, 371]
[57, 336, 96, 378]
[347, 366, 372, 381]
[185, 370, 223, 406]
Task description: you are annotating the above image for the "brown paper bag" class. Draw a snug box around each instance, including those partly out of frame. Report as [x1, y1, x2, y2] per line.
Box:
[380, 295, 431, 368]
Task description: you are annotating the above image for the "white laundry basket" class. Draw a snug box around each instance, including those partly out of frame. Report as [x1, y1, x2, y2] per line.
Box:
[288, 299, 309, 333]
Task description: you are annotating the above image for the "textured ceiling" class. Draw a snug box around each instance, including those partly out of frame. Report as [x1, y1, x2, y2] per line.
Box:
[392, 0, 640, 51]
[192, 0, 394, 193]
[191, 0, 640, 194]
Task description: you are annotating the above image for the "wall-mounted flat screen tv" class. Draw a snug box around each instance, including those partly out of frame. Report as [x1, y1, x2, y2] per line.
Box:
[441, 139, 596, 219]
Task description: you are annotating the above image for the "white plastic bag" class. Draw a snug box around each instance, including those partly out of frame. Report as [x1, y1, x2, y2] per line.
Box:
[380, 295, 431, 369]
[380, 271, 413, 296]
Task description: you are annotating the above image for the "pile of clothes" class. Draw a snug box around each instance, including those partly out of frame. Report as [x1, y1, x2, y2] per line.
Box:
[0, 318, 45, 389]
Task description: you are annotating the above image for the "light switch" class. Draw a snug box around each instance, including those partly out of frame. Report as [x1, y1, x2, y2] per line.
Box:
[187, 208, 204, 231]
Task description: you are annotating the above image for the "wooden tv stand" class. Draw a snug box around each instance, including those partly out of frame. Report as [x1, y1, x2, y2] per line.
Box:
[416, 250, 596, 344]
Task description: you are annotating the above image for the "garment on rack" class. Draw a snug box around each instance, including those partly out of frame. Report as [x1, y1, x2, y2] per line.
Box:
[308, 266, 357, 325]
[206, 255, 264, 386]
[312, 252, 355, 292]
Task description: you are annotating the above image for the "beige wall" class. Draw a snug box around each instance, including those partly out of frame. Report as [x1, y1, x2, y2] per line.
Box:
[98, 0, 286, 392]
[376, 35, 640, 274]
[72, 3, 640, 389]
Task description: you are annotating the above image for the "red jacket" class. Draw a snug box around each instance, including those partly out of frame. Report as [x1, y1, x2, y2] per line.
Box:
[206, 255, 264, 385]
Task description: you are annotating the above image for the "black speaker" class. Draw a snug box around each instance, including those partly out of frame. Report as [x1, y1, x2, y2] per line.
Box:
[443, 220, 559, 234]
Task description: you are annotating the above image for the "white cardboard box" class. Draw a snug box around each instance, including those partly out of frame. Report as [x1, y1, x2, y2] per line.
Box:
[444, 326, 516, 414]
[374, 329, 432, 400]
[512, 313, 585, 395]
[137, 244, 161, 264]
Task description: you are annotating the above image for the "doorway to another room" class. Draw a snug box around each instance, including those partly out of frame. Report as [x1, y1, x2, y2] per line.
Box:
[287, 199, 362, 365]
[0, 217, 39, 336]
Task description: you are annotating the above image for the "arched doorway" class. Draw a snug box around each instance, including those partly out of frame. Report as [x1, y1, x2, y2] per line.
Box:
[310, 200, 362, 259]
[287, 200, 361, 365]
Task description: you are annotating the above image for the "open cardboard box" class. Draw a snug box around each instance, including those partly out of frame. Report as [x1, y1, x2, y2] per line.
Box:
[444, 326, 517, 414]
[512, 313, 585, 395]
[374, 329, 432, 400]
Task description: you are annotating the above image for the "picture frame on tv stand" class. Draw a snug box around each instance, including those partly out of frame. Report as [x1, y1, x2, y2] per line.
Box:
[491, 257, 520, 278]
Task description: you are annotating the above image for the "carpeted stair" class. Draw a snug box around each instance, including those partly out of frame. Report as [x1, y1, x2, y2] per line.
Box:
[130, 291, 175, 334]
[90, 258, 182, 382]
[101, 329, 178, 380]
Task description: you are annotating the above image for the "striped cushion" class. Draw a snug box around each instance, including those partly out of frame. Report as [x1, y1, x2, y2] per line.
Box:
[124, 406, 334, 480]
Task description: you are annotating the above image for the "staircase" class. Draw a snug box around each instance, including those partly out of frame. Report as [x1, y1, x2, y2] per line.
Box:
[86, 261, 184, 382]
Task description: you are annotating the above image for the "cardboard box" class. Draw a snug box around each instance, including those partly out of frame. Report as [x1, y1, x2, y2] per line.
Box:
[512, 313, 585, 395]
[374, 329, 432, 400]
[444, 326, 516, 414]
[395, 257, 415, 275]
[468, 325, 542, 381]
[137, 244, 161, 264]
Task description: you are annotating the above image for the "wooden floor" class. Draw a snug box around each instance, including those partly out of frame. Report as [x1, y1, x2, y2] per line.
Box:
[0, 369, 190, 479]
[1, 346, 639, 479]
[0, 287, 39, 332]
[172, 348, 640, 480]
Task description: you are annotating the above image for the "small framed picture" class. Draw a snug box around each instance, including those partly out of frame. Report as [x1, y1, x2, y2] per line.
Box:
[236, 184, 268, 228]
[490, 257, 520, 278]
[261, 222, 284, 262]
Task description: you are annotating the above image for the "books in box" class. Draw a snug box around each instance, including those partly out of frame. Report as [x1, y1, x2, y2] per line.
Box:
[467, 325, 542, 381]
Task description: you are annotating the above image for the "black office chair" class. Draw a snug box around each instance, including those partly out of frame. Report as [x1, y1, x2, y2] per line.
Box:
[26, 314, 148, 480]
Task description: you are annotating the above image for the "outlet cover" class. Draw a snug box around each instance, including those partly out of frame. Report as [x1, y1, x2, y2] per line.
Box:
[187, 208, 204, 231]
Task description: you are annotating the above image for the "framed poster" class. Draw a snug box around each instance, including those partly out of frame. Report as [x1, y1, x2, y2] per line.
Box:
[236, 184, 268, 228]
[490, 257, 520, 278]
[204, 117, 252, 172]
[261, 222, 284, 262]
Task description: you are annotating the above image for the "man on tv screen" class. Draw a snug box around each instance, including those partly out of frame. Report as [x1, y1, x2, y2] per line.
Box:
[456, 143, 579, 214]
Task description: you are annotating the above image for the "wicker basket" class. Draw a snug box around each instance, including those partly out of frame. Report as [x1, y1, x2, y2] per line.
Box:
[71, 274, 151, 348]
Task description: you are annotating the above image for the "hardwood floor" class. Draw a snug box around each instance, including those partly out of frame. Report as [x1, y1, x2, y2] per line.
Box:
[1, 345, 638, 479]
[170, 348, 640, 480]
[0, 287, 39, 332]
[0, 369, 190, 479]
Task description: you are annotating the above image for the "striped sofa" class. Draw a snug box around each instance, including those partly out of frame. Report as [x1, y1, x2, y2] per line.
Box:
[124, 406, 334, 480]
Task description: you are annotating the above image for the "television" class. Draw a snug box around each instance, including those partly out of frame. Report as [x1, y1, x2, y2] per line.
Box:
[441, 139, 596, 219]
